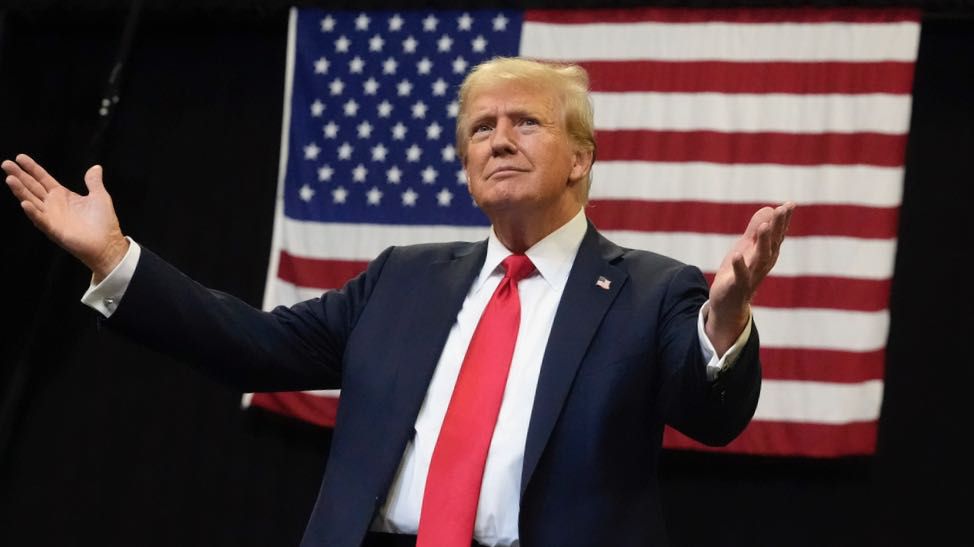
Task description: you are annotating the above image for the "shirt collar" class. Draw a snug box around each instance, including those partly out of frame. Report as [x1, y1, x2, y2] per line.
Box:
[474, 208, 588, 294]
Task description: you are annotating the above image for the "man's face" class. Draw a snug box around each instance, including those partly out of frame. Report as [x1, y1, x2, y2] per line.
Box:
[461, 80, 590, 224]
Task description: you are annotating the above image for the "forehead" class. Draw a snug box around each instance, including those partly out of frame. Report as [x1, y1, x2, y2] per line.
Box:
[465, 79, 562, 118]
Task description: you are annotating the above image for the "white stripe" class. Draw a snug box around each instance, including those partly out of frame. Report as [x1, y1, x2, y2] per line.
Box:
[262, 7, 299, 312]
[601, 231, 897, 279]
[592, 92, 912, 134]
[590, 162, 904, 207]
[754, 379, 883, 423]
[521, 21, 920, 62]
[265, 277, 887, 353]
[752, 307, 890, 352]
[277, 218, 895, 279]
[281, 218, 491, 260]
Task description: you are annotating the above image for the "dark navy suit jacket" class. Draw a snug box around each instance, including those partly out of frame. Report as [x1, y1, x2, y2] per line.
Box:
[104, 222, 761, 547]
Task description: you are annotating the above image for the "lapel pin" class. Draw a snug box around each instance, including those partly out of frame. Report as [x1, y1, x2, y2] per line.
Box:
[596, 276, 611, 290]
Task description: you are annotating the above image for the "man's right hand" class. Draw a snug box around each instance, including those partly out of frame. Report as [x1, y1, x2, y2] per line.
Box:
[3, 153, 129, 283]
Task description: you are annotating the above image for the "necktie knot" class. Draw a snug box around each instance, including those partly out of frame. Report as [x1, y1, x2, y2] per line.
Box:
[501, 254, 535, 283]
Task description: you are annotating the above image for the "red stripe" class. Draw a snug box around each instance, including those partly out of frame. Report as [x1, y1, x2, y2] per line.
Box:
[249, 392, 339, 427]
[525, 7, 920, 24]
[701, 273, 892, 312]
[664, 420, 877, 456]
[587, 200, 900, 239]
[595, 130, 908, 167]
[277, 251, 367, 289]
[760, 348, 886, 383]
[581, 60, 917, 94]
[279, 258, 894, 313]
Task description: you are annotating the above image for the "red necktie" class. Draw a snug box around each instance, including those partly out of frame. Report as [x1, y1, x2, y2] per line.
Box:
[416, 254, 536, 547]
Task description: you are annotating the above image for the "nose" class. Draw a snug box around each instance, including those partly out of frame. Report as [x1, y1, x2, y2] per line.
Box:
[489, 120, 517, 156]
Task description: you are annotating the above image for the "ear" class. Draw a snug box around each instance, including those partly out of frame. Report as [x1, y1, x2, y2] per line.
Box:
[568, 146, 594, 184]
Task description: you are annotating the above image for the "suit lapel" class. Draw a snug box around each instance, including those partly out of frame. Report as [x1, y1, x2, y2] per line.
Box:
[386, 241, 487, 427]
[520, 224, 628, 496]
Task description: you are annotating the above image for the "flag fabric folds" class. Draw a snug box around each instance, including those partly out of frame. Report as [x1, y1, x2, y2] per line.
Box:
[246, 7, 921, 457]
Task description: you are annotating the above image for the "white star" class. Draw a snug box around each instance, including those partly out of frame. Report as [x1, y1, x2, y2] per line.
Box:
[401, 188, 418, 206]
[421, 165, 438, 183]
[371, 143, 389, 161]
[377, 100, 393, 118]
[457, 13, 473, 31]
[323, 121, 339, 139]
[337, 142, 353, 160]
[452, 56, 468, 74]
[352, 163, 368, 182]
[332, 185, 348, 204]
[386, 165, 402, 184]
[318, 164, 334, 181]
[303, 142, 321, 160]
[343, 99, 359, 116]
[366, 186, 383, 205]
[411, 101, 428, 119]
[363, 77, 380, 95]
[391, 122, 407, 140]
[426, 121, 443, 140]
[402, 36, 418, 53]
[457, 169, 467, 184]
[422, 14, 439, 32]
[436, 187, 454, 206]
[493, 13, 509, 31]
[397, 79, 413, 96]
[310, 99, 325, 117]
[417, 57, 433, 75]
[447, 101, 459, 118]
[314, 57, 329, 74]
[329, 78, 344, 95]
[437, 34, 453, 52]
[441, 144, 456, 162]
[348, 56, 365, 73]
[369, 34, 385, 52]
[320, 16, 336, 32]
[472, 35, 487, 53]
[431, 78, 448, 96]
[382, 57, 398, 75]
[357, 120, 374, 138]
[299, 184, 315, 202]
[406, 144, 422, 162]
[355, 13, 370, 31]
[388, 14, 404, 32]
[335, 35, 350, 53]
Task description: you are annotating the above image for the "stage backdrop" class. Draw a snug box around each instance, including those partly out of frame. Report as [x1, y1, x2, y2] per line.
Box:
[247, 6, 921, 457]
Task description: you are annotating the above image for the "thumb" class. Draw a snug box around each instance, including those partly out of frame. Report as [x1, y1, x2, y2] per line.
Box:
[84, 165, 105, 194]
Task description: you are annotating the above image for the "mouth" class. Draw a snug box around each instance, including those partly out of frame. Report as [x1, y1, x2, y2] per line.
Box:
[487, 166, 527, 179]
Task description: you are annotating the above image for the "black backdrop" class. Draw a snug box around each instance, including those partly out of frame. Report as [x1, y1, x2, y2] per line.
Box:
[0, 2, 971, 546]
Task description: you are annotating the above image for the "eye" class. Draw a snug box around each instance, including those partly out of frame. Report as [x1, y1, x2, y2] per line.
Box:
[471, 123, 492, 136]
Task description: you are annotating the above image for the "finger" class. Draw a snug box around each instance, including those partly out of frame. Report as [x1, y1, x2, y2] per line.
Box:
[21, 200, 50, 232]
[732, 251, 750, 286]
[15, 153, 60, 192]
[756, 220, 774, 263]
[6, 175, 47, 212]
[84, 165, 106, 194]
[3, 161, 48, 203]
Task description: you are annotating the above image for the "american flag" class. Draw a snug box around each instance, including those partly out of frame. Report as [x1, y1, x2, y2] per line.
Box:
[245, 7, 921, 457]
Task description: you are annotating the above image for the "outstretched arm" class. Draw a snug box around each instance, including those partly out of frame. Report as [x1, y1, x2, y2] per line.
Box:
[705, 201, 796, 356]
[3, 153, 129, 282]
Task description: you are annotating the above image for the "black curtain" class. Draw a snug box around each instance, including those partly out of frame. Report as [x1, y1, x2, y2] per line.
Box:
[0, 3, 971, 546]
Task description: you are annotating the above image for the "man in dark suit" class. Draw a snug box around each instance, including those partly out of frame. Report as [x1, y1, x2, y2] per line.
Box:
[3, 57, 794, 547]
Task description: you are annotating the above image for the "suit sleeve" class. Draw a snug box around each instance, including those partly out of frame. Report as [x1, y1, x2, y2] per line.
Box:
[101, 245, 395, 393]
[655, 265, 762, 447]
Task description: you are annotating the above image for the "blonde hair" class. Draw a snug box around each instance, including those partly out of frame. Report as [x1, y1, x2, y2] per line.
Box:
[455, 57, 596, 193]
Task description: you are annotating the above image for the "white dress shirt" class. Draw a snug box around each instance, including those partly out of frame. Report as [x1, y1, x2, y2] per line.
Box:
[81, 209, 751, 547]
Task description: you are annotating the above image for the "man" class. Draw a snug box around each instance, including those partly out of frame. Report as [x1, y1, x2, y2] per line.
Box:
[3, 57, 795, 547]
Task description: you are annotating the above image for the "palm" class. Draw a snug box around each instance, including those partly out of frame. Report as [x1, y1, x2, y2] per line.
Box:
[3, 154, 125, 274]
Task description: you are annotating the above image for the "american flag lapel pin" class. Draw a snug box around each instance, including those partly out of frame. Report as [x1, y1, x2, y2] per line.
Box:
[596, 276, 611, 290]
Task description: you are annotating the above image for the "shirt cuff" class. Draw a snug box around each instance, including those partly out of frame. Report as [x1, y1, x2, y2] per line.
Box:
[697, 300, 753, 381]
[80, 237, 142, 317]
